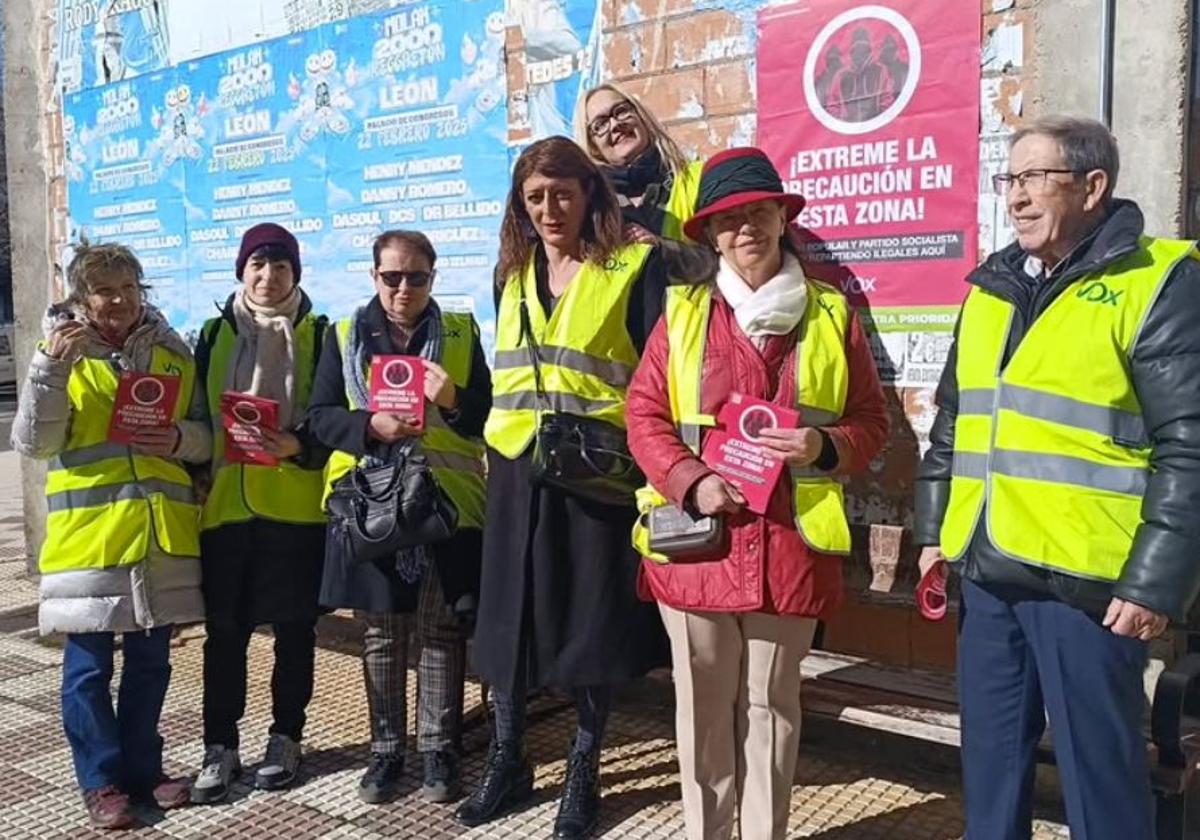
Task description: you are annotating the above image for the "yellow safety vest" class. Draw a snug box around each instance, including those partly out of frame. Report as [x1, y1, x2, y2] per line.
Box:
[41, 347, 200, 574]
[940, 236, 1198, 581]
[485, 243, 651, 459]
[323, 310, 486, 530]
[199, 313, 327, 530]
[661, 160, 703, 243]
[631, 282, 853, 562]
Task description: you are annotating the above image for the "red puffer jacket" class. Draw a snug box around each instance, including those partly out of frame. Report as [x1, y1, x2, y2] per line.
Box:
[626, 289, 888, 617]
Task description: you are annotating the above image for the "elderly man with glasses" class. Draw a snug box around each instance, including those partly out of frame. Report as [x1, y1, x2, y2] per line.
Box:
[914, 114, 1200, 839]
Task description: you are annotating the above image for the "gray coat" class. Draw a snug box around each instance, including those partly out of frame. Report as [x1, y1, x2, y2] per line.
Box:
[13, 345, 211, 635]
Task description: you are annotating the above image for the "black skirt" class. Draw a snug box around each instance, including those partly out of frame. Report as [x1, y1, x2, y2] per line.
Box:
[200, 519, 326, 627]
[319, 524, 482, 616]
[471, 447, 668, 695]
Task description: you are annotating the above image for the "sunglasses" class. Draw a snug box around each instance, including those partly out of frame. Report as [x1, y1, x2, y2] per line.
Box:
[376, 270, 434, 288]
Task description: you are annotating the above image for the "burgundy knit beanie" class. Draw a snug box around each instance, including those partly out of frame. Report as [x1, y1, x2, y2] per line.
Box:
[235, 223, 302, 283]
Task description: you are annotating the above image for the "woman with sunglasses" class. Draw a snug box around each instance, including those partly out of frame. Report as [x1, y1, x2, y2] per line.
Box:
[307, 229, 491, 807]
[455, 136, 671, 840]
[189, 223, 330, 804]
[576, 84, 712, 276]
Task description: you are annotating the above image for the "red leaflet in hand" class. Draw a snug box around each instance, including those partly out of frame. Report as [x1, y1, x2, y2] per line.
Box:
[220, 391, 280, 466]
[107, 373, 181, 444]
[368, 355, 425, 428]
[699, 393, 800, 515]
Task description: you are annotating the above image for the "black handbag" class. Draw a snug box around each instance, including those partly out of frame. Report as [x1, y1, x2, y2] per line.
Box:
[326, 451, 458, 563]
[518, 287, 644, 507]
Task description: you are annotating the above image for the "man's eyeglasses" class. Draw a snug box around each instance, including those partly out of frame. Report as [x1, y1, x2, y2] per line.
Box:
[991, 168, 1081, 195]
[588, 101, 638, 138]
[376, 270, 434, 288]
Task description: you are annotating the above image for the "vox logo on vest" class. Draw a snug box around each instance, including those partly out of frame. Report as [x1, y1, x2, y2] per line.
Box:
[1076, 280, 1124, 306]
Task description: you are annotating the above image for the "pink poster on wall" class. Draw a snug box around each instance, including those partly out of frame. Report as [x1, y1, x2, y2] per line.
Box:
[757, 0, 981, 333]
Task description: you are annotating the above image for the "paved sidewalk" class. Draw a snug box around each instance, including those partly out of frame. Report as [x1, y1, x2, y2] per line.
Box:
[0, 449, 1070, 839]
[0, 450, 38, 623]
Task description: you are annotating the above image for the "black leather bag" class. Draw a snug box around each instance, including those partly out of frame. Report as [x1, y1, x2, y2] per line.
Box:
[519, 293, 643, 507]
[531, 411, 644, 507]
[326, 453, 458, 563]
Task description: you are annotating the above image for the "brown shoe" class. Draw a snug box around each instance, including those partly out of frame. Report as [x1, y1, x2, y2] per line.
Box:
[150, 776, 190, 810]
[82, 785, 136, 830]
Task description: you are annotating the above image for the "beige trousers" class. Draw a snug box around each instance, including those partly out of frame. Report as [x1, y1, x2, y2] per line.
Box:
[659, 604, 817, 840]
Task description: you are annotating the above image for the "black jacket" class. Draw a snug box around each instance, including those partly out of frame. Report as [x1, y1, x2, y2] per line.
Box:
[305, 296, 492, 614]
[914, 201, 1200, 622]
[305, 297, 492, 457]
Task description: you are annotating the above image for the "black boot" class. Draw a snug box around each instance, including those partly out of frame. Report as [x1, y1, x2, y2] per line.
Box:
[454, 740, 534, 827]
[553, 745, 600, 840]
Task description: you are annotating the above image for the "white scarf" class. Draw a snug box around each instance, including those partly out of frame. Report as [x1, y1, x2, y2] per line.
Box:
[715, 252, 809, 343]
[225, 287, 303, 428]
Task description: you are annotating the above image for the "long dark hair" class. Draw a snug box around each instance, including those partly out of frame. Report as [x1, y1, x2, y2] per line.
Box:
[496, 136, 625, 286]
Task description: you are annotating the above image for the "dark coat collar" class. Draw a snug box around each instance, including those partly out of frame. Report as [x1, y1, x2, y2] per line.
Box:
[359, 295, 433, 356]
[968, 199, 1145, 303]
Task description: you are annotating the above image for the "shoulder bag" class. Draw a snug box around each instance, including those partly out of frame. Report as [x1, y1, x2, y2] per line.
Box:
[326, 446, 458, 564]
[518, 283, 644, 507]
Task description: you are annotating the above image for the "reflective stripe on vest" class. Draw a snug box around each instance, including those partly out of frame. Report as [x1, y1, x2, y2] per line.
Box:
[40, 347, 200, 574]
[661, 160, 703, 243]
[484, 243, 650, 459]
[940, 236, 1198, 581]
[199, 314, 327, 530]
[323, 311, 486, 529]
[631, 282, 852, 562]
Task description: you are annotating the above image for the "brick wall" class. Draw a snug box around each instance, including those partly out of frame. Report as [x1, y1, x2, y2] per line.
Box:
[593, 0, 1035, 667]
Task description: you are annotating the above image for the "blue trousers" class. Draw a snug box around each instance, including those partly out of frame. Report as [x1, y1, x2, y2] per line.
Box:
[958, 578, 1154, 840]
[61, 627, 172, 793]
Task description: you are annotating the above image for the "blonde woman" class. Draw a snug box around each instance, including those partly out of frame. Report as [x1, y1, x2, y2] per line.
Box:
[576, 84, 714, 278]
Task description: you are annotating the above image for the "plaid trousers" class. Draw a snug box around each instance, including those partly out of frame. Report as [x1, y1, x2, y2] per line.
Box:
[358, 570, 467, 756]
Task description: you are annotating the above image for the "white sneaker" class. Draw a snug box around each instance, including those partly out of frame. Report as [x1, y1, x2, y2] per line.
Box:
[256, 734, 302, 791]
[191, 745, 241, 805]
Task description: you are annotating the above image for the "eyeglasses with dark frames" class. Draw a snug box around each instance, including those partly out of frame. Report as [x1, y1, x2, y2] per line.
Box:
[991, 168, 1082, 195]
[588, 101, 638, 138]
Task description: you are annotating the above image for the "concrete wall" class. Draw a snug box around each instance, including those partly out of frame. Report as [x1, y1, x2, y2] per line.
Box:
[4, 0, 55, 572]
[1034, 0, 1191, 236]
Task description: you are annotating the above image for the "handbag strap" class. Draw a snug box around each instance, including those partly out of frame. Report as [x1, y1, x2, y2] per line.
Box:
[517, 274, 551, 413]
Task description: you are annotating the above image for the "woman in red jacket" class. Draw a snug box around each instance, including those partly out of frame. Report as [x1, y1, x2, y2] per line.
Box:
[625, 147, 888, 840]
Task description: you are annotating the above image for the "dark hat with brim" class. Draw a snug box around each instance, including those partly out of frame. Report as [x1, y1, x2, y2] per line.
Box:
[682, 147, 806, 242]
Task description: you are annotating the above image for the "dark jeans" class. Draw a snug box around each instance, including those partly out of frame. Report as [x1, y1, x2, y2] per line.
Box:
[61, 627, 172, 792]
[202, 619, 316, 749]
[958, 577, 1153, 840]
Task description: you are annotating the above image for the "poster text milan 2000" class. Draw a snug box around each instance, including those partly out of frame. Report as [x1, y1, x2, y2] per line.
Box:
[757, 0, 980, 334]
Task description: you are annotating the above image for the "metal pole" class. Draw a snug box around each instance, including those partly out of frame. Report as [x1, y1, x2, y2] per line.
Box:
[1099, 0, 1117, 127]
